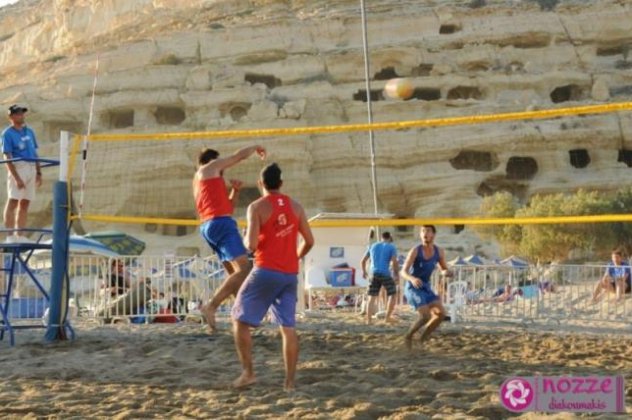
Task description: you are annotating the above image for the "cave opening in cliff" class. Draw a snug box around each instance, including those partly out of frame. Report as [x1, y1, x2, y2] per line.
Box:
[154, 106, 186, 125]
[449, 150, 499, 171]
[447, 86, 483, 100]
[244, 73, 282, 89]
[411, 63, 433, 77]
[104, 109, 134, 129]
[161, 225, 193, 237]
[569, 149, 590, 168]
[476, 178, 528, 201]
[550, 84, 583, 103]
[374, 66, 400, 80]
[439, 24, 461, 35]
[409, 88, 441, 101]
[506, 156, 538, 180]
[220, 102, 252, 122]
[44, 121, 83, 143]
[353, 89, 384, 102]
[618, 149, 632, 167]
[596, 45, 625, 57]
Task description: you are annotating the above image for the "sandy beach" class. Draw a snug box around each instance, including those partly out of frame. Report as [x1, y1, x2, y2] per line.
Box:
[1, 312, 631, 419]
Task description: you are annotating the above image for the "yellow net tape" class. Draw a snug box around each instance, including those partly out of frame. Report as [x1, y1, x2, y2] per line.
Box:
[69, 101, 632, 227]
[76, 102, 632, 143]
[75, 213, 632, 228]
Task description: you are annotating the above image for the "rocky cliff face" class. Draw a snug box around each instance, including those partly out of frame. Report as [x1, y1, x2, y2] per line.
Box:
[1, 0, 632, 254]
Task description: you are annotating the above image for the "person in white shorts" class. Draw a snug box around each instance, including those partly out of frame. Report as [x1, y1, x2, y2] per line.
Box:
[1, 105, 42, 243]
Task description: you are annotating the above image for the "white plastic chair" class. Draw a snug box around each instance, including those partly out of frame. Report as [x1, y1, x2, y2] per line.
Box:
[445, 280, 468, 324]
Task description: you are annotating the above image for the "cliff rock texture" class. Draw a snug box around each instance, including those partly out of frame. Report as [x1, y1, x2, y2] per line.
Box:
[1, 0, 631, 253]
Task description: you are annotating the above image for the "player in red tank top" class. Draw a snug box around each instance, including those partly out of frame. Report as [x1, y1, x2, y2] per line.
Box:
[254, 193, 300, 273]
[232, 163, 314, 391]
[193, 145, 266, 334]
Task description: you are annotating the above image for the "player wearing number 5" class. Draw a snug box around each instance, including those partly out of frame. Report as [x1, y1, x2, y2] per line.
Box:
[231, 163, 314, 390]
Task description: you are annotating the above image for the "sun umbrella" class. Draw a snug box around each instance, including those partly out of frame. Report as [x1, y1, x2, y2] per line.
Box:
[500, 256, 529, 268]
[464, 254, 485, 265]
[448, 256, 468, 266]
[84, 231, 146, 255]
[39, 235, 120, 257]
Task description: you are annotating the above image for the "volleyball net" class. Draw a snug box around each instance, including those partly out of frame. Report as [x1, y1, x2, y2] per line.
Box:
[65, 101, 632, 233]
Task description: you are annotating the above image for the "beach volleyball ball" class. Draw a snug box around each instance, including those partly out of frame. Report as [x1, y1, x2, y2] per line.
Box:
[384, 78, 414, 100]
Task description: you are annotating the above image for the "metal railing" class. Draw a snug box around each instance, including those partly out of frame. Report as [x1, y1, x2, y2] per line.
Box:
[4, 254, 631, 327]
[439, 264, 632, 325]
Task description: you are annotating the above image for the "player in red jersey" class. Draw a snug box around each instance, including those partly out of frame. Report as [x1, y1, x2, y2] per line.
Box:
[231, 163, 314, 391]
[193, 145, 265, 333]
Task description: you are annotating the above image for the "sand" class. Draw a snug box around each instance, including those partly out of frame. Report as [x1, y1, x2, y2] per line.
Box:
[1, 312, 631, 419]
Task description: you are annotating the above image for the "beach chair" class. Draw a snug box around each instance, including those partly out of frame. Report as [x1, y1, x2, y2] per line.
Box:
[445, 281, 468, 324]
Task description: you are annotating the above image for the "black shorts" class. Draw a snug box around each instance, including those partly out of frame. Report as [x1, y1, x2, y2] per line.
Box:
[368, 275, 397, 297]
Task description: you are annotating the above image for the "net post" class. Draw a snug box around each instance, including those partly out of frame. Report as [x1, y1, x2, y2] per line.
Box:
[45, 131, 71, 342]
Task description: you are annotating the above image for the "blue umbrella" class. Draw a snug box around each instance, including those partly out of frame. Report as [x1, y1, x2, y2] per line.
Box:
[84, 231, 145, 255]
[41, 235, 120, 257]
[448, 256, 468, 266]
[501, 256, 529, 268]
[465, 255, 485, 265]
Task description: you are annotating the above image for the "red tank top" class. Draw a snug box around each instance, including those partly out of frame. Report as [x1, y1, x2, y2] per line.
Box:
[195, 177, 233, 222]
[255, 194, 299, 274]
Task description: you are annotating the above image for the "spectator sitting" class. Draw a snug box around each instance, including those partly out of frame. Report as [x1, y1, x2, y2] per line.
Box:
[106, 259, 130, 297]
[591, 248, 631, 304]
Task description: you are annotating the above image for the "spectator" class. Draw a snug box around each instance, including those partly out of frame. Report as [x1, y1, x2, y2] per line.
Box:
[591, 248, 631, 303]
[361, 231, 400, 324]
[2, 105, 41, 243]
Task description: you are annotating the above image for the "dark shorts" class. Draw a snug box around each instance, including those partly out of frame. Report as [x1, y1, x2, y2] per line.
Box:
[368, 274, 397, 296]
[200, 216, 247, 262]
[232, 267, 298, 328]
[404, 281, 440, 309]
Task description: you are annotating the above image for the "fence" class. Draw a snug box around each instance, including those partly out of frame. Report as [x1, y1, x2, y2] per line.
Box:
[443, 263, 632, 326]
[2, 253, 630, 327]
[2, 253, 226, 326]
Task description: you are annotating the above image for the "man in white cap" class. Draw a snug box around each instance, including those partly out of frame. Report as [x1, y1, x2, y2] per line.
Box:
[1, 105, 41, 242]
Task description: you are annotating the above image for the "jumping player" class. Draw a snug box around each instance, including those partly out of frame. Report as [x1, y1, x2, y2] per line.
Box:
[194, 145, 266, 333]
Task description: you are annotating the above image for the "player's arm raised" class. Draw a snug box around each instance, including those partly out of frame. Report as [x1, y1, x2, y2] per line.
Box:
[204, 145, 266, 176]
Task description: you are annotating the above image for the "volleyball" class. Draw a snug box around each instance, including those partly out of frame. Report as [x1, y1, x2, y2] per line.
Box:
[384, 78, 414, 100]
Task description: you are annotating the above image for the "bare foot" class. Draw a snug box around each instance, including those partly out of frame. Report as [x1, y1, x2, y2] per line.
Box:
[200, 303, 217, 334]
[233, 372, 257, 389]
[385, 317, 399, 325]
[284, 381, 295, 393]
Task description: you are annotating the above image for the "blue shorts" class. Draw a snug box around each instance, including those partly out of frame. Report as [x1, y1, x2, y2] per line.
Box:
[200, 216, 247, 262]
[404, 281, 440, 309]
[232, 267, 298, 328]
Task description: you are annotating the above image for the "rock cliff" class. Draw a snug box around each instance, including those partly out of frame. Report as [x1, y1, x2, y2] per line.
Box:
[1, 0, 632, 255]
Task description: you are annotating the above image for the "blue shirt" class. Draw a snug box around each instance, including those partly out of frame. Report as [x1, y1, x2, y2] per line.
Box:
[606, 263, 631, 280]
[1, 125, 38, 160]
[365, 241, 397, 276]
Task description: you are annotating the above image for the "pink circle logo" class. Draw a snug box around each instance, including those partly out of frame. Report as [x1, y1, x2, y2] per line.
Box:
[500, 378, 534, 411]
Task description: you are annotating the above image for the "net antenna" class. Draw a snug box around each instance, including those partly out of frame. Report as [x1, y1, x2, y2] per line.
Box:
[78, 54, 100, 218]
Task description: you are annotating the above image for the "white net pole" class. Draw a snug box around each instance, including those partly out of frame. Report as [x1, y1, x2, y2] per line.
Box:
[78, 55, 100, 217]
